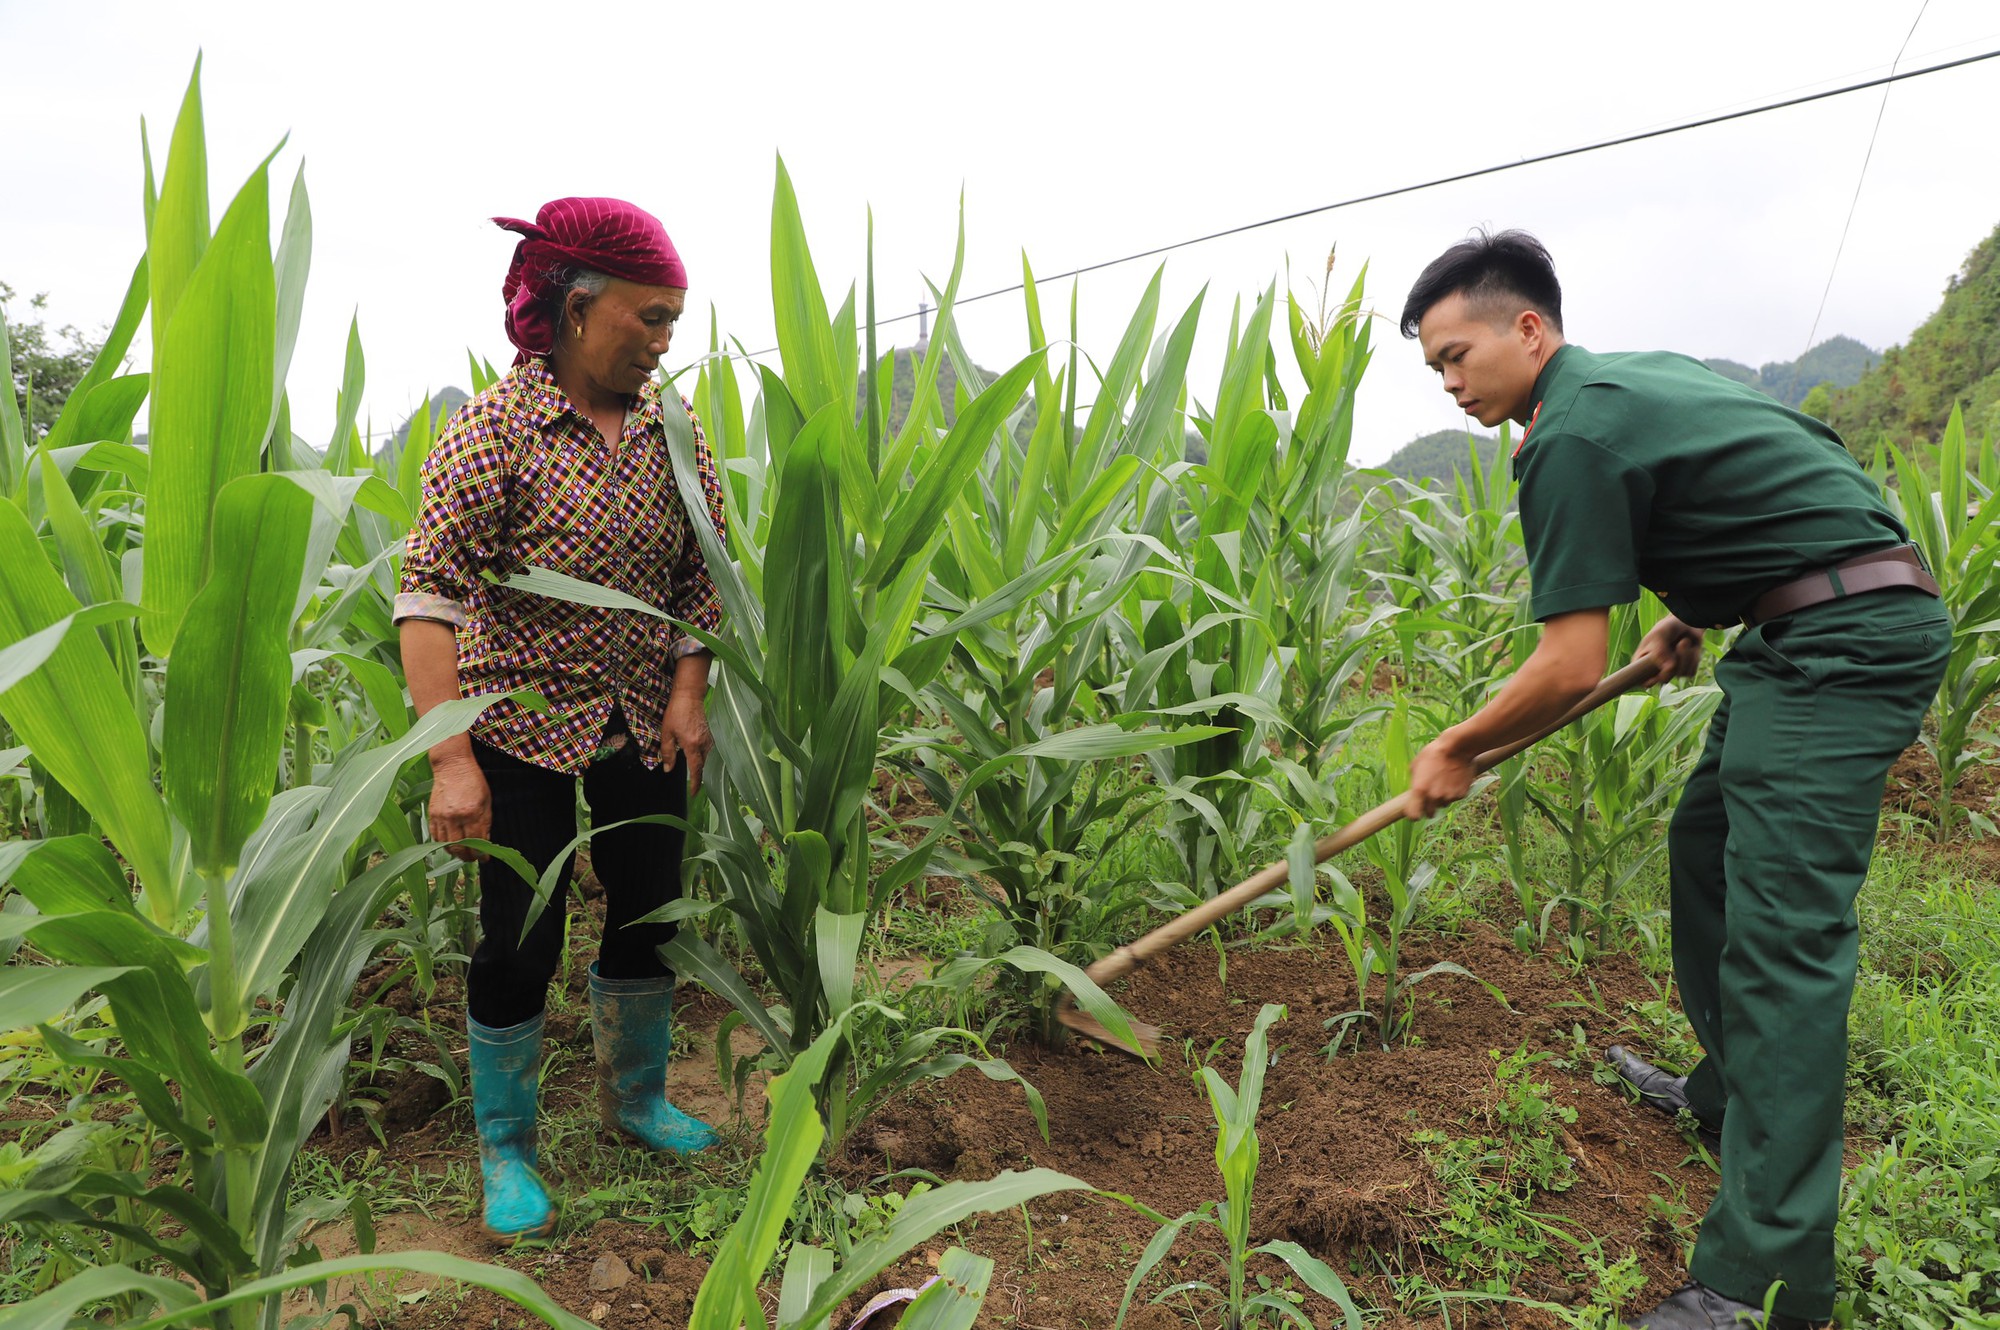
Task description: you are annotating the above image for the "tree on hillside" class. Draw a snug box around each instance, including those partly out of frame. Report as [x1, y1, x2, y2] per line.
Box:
[3, 283, 108, 440]
[1704, 336, 1878, 410]
[1381, 428, 1499, 488]
[1822, 223, 2000, 450]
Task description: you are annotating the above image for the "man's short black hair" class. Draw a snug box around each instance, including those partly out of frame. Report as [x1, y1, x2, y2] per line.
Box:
[1399, 229, 1563, 339]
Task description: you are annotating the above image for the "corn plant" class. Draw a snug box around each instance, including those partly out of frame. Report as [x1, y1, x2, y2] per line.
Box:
[1506, 601, 1720, 957]
[1318, 703, 1506, 1052]
[893, 264, 1241, 1041]
[1131, 271, 1376, 899]
[1116, 1004, 1362, 1330]
[1878, 408, 2000, 839]
[556, 163, 1150, 1145]
[687, 1017, 1090, 1330]
[0, 63, 594, 1330]
[1133, 286, 1296, 896]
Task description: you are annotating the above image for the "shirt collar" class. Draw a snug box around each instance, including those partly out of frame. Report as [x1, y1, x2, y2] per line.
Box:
[1527, 343, 1576, 414]
[512, 355, 665, 434]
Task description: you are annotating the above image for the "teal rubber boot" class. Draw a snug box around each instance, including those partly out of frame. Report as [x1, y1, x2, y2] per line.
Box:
[467, 1013, 557, 1242]
[589, 965, 720, 1154]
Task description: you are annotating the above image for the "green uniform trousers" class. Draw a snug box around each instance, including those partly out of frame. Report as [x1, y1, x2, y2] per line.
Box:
[1667, 588, 1949, 1321]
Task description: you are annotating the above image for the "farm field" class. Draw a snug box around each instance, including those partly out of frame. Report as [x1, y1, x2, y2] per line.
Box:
[5, 63, 2000, 1330]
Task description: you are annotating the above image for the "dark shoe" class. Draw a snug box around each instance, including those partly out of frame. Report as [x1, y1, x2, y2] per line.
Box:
[1604, 1045, 1722, 1156]
[1625, 1281, 1819, 1329]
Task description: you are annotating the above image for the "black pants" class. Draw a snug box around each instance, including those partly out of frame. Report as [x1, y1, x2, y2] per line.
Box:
[465, 726, 687, 1029]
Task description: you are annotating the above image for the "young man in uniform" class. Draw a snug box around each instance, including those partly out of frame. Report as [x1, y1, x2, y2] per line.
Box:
[1400, 230, 1948, 1329]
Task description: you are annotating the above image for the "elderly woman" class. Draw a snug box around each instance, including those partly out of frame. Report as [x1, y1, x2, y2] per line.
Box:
[396, 197, 727, 1242]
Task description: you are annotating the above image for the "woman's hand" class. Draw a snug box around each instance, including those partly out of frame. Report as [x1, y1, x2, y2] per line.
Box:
[430, 755, 492, 862]
[659, 691, 714, 797]
[1634, 615, 1706, 684]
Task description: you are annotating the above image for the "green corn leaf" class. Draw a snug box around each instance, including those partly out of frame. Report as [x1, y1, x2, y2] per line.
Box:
[163, 473, 314, 877]
[241, 840, 444, 1248]
[0, 602, 140, 695]
[891, 1247, 994, 1330]
[0, 1261, 199, 1330]
[0, 965, 138, 1031]
[37, 448, 129, 676]
[661, 385, 764, 642]
[688, 1024, 844, 1328]
[979, 945, 1144, 1061]
[660, 930, 790, 1056]
[44, 253, 151, 453]
[867, 352, 1041, 587]
[5, 834, 142, 918]
[266, 162, 312, 452]
[794, 1169, 1093, 1327]
[500, 564, 666, 618]
[768, 155, 843, 419]
[765, 407, 842, 738]
[1014, 722, 1230, 761]
[329, 314, 366, 460]
[0, 502, 170, 909]
[1252, 1240, 1364, 1330]
[775, 1243, 833, 1330]
[142, 152, 277, 657]
[1068, 266, 1164, 487]
[147, 57, 209, 357]
[114, 1252, 597, 1330]
[1045, 454, 1142, 555]
[224, 694, 504, 1022]
[26, 911, 268, 1146]
[74, 438, 151, 488]
[1004, 362, 1063, 574]
[0, 304, 23, 494]
[798, 636, 886, 852]
[814, 907, 865, 1020]
[1115, 1209, 1201, 1328]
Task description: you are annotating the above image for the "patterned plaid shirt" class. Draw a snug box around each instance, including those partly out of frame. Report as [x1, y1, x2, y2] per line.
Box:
[395, 357, 727, 774]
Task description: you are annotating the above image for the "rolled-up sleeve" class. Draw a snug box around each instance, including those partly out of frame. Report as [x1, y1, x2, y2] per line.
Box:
[395, 410, 509, 628]
[664, 401, 729, 658]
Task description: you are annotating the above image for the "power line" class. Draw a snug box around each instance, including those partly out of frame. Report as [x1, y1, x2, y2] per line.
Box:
[1803, 1, 1932, 358]
[738, 43, 1999, 352]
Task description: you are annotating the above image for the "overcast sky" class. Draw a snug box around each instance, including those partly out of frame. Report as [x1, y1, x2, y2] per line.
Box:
[6, 0, 1999, 463]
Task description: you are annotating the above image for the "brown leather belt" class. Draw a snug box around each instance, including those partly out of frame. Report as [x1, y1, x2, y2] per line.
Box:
[1740, 545, 1940, 628]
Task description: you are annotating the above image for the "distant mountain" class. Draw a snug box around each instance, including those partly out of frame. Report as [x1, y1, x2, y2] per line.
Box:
[1702, 335, 1878, 410]
[1381, 428, 1500, 489]
[1815, 222, 2000, 449]
[389, 386, 470, 450]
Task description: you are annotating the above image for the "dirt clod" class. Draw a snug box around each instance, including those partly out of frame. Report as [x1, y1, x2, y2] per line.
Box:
[588, 1253, 632, 1292]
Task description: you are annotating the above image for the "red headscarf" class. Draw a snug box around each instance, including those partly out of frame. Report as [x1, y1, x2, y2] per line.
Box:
[493, 197, 688, 363]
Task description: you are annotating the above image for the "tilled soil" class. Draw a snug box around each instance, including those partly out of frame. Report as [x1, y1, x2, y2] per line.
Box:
[351, 919, 1720, 1330]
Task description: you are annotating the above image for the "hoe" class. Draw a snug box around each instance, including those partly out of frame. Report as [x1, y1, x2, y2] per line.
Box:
[1058, 657, 1664, 1057]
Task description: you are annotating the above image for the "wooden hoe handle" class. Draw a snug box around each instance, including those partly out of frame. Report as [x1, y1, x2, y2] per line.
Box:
[1084, 656, 1663, 986]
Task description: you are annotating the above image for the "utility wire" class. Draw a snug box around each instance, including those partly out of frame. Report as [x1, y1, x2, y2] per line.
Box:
[1802, 1, 1932, 360]
[356, 40, 1999, 437]
[797, 44, 2000, 345]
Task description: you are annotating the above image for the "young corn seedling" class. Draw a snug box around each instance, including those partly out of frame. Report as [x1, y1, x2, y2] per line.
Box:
[1116, 1004, 1362, 1330]
[686, 1018, 1090, 1330]
[1320, 704, 1508, 1053]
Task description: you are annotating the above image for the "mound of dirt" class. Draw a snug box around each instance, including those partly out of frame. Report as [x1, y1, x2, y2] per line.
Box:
[840, 927, 1713, 1327]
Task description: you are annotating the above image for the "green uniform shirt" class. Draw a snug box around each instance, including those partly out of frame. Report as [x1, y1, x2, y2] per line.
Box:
[1514, 344, 1906, 627]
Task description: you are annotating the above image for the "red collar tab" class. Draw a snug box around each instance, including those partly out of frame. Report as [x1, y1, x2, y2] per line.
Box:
[1513, 400, 1543, 458]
